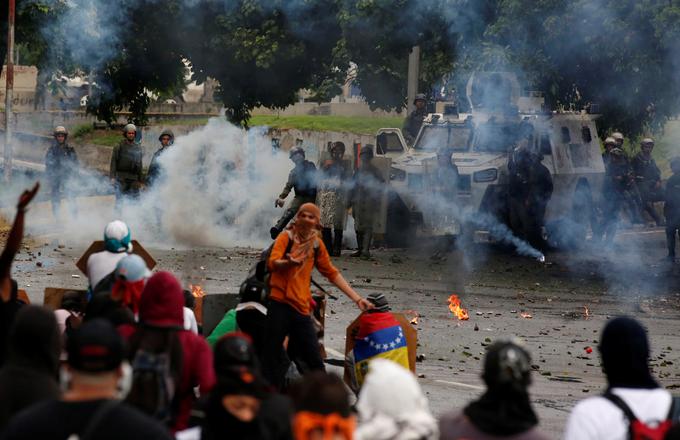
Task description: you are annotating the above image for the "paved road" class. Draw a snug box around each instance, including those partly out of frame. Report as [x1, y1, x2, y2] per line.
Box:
[8, 200, 680, 437]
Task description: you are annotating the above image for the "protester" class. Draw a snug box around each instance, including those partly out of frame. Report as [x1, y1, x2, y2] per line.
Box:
[439, 339, 549, 440]
[564, 316, 678, 440]
[123, 271, 215, 432]
[86, 220, 133, 290]
[0, 183, 39, 367]
[92, 254, 151, 313]
[2, 319, 172, 440]
[347, 293, 410, 392]
[290, 371, 355, 440]
[54, 291, 85, 361]
[177, 333, 293, 440]
[183, 289, 199, 334]
[355, 359, 437, 440]
[263, 203, 373, 389]
[0, 306, 61, 429]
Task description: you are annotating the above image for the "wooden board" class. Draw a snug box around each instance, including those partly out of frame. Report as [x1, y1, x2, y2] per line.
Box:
[343, 312, 417, 386]
[43, 287, 88, 310]
[76, 240, 156, 275]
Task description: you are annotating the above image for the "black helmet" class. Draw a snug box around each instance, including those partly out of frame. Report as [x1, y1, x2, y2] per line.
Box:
[289, 146, 305, 159]
[214, 333, 260, 374]
[330, 141, 346, 154]
[482, 339, 532, 391]
[414, 93, 427, 105]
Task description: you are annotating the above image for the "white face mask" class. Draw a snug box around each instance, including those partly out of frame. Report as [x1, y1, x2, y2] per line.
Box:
[117, 361, 133, 399]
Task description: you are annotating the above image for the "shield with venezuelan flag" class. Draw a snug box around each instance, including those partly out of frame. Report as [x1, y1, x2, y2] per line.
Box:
[351, 312, 411, 385]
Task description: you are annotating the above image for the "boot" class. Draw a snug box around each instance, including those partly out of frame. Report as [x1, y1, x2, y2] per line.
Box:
[351, 232, 363, 257]
[332, 230, 343, 256]
[361, 230, 372, 259]
[322, 228, 333, 252]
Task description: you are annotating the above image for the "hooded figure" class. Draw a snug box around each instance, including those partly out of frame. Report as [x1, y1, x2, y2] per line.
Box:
[564, 317, 674, 440]
[147, 129, 175, 186]
[177, 334, 293, 440]
[0, 306, 61, 429]
[355, 359, 437, 440]
[124, 272, 215, 432]
[440, 339, 549, 440]
[87, 220, 133, 290]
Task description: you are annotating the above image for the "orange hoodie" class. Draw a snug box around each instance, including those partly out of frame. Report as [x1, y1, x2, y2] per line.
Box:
[268, 232, 339, 315]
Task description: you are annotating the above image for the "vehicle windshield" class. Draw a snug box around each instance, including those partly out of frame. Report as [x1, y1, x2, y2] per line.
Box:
[414, 125, 472, 151]
[473, 122, 520, 153]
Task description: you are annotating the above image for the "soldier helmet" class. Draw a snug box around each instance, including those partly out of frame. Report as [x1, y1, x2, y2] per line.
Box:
[330, 141, 346, 154]
[610, 147, 624, 157]
[612, 132, 624, 141]
[604, 137, 616, 145]
[54, 126, 68, 137]
[289, 146, 305, 159]
[482, 338, 532, 391]
[158, 128, 175, 143]
[641, 138, 654, 146]
[359, 145, 374, 158]
[413, 93, 427, 104]
[123, 123, 137, 134]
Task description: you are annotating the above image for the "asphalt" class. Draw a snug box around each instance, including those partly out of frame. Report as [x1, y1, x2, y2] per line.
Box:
[7, 199, 680, 438]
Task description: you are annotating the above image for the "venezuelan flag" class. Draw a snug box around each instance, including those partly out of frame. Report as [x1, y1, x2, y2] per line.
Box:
[353, 312, 409, 385]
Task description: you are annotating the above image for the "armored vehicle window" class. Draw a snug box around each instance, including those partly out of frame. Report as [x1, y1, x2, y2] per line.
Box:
[561, 127, 571, 144]
[415, 125, 472, 152]
[581, 126, 592, 143]
[540, 134, 552, 155]
[377, 132, 404, 154]
[569, 143, 590, 168]
[474, 123, 517, 153]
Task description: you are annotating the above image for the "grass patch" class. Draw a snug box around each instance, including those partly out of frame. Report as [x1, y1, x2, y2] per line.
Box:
[248, 115, 403, 134]
[72, 128, 121, 148]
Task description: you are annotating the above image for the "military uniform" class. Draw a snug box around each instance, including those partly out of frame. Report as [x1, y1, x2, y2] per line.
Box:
[632, 152, 663, 225]
[508, 150, 532, 240]
[272, 160, 318, 233]
[147, 129, 174, 186]
[600, 156, 632, 242]
[350, 158, 384, 257]
[45, 140, 79, 217]
[402, 107, 428, 144]
[317, 159, 350, 255]
[110, 139, 144, 202]
[664, 172, 680, 260]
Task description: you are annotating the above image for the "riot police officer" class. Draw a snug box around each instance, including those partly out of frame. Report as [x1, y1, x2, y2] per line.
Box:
[317, 142, 350, 256]
[270, 146, 318, 239]
[45, 126, 79, 219]
[110, 123, 144, 205]
[402, 93, 428, 144]
[147, 128, 174, 186]
[600, 148, 632, 243]
[632, 138, 663, 226]
[349, 146, 384, 258]
[428, 146, 459, 259]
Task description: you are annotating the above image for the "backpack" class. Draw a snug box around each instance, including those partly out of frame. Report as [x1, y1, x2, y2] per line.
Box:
[603, 392, 680, 440]
[239, 231, 318, 304]
[127, 348, 177, 424]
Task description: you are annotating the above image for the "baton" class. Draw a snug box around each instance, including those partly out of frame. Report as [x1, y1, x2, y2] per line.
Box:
[311, 278, 339, 300]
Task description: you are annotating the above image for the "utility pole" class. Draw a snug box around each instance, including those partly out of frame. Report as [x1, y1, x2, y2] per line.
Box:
[4, 0, 15, 182]
[406, 45, 420, 114]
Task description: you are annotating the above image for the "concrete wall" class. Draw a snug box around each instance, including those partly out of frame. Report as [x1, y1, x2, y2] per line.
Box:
[253, 101, 404, 118]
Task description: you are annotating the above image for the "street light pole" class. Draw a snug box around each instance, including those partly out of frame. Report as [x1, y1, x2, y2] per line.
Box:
[3, 0, 15, 182]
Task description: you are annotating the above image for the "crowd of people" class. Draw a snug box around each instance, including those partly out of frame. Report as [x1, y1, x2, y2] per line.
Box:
[0, 180, 679, 439]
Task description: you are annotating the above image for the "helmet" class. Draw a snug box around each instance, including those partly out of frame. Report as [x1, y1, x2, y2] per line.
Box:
[158, 128, 175, 143]
[123, 123, 137, 134]
[114, 254, 150, 283]
[612, 132, 624, 141]
[604, 137, 616, 145]
[641, 138, 654, 146]
[213, 333, 259, 372]
[413, 93, 427, 104]
[54, 126, 68, 137]
[289, 146, 305, 159]
[359, 145, 374, 158]
[482, 338, 532, 390]
[104, 220, 132, 253]
[330, 141, 346, 154]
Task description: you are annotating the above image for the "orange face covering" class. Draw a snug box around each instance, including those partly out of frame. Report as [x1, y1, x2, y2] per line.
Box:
[293, 411, 355, 440]
[288, 203, 321, 263]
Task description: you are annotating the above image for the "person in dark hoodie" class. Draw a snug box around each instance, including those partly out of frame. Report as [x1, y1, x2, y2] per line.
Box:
[0, 183, 40, 367]
[121, 271, 215, 433]
[439, 339, 549, 440]
[0, 305, 61, 429]
[565, 316, 678, 440]
[176, 333, 293, 440]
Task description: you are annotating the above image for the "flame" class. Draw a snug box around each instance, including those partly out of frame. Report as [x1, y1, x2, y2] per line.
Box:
[583, 305, 590, 320]
[448, 294, 469, 320]
[520, 312, 533, 319]
[404, 310, 420, 325]
[189, 284, 206, 298]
